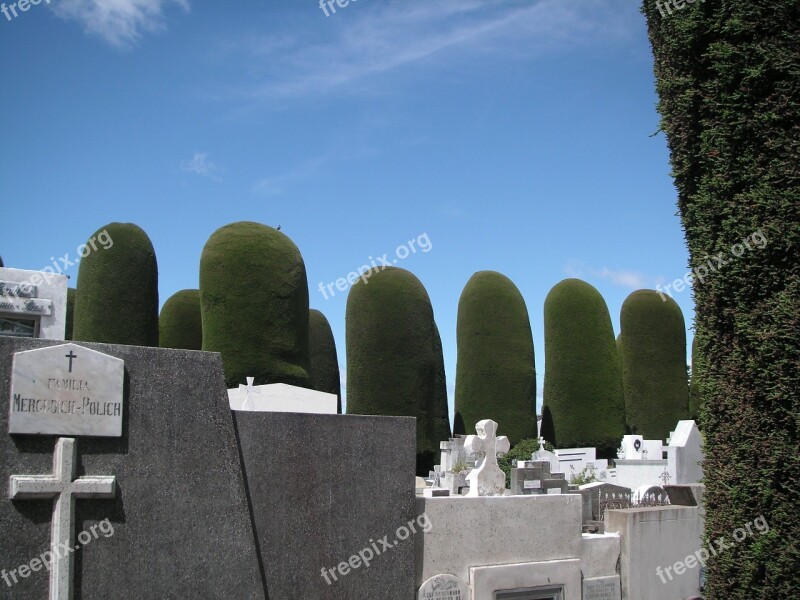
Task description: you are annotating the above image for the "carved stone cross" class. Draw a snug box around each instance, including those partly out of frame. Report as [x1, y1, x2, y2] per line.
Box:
[464, 419, 510, 497]
[9, 437, 116, 600]
[239, 376, 261, 411]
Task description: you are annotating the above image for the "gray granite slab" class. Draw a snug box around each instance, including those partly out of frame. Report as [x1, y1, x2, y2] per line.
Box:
[234, 411, 416, 600]
[0, 338, 264, 599]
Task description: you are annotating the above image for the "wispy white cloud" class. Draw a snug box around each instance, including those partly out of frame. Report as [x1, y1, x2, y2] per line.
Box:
[53, 0, 189, 47]
[565, 260, 651, 290]
[222, 0, 630, 105]
[181, 152, 220, 180]
[252, 156, 332, 196]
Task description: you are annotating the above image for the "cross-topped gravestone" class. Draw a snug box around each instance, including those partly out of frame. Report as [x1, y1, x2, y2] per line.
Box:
[239, 376, 261, 411]
[464, 419, 509, 497]
[9, 437, 116, 600]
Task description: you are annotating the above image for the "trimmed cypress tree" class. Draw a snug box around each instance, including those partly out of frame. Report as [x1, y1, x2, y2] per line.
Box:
[453, 271, 536, 445]
[539, 404, 556, 446]
[688, 337, 703, 423]
[65, 288, 76, 341]
[618, 290, 689, 441]
[431, 322, 452, 443]
[644, 2, 799, 595]
[345, 266, 439, 475]
[308, 309, 341, 414]
[542, 278, 625, 458]
[159, 289, 202, 350]
[200, 221, 310, 389]
[73, 223, 159, 346]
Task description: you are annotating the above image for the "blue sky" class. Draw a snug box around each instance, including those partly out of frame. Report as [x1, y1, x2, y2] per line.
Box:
[0, 0, 694, 417]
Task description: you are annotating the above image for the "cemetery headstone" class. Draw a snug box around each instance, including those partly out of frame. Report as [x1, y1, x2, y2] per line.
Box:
[0, 269, 67, 340]
[1, 338, 264, 599]
[464, 419, 509, 497]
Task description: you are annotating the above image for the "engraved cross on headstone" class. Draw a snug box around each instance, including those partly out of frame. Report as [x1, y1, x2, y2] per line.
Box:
[464, 419, 510, 497]
[239, 376, 261, 411]
[9, 437, 116, 600]
[65, 351, 77, 373]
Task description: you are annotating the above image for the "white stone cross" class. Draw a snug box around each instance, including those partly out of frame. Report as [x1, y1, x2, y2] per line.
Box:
[538, 436, 546, 451]
[464, 419, 510, 497]
[9, 437, 116, 600]
[239, 376, 261, 410]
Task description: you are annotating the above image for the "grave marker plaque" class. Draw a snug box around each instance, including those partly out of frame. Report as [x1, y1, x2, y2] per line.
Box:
[8, 343, 124, 437]
[418, 573, 470, 600]
[582, 575, 621, 600]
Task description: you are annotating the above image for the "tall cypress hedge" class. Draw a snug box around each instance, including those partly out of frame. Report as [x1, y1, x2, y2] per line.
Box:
[643, 1, 799, 595]
[309, 308, 341, 414]
[159, 289, 202, 350]
[689, 337, 703, 423]
[453, 271, 536, 445]
[542, 278, 625, 458]
[73, 223, 159, 346]
[200, 221, 310, 388]
[618, 290, 689, 441]
[345, 267, 439, 475]
[431, 322, 452, 444]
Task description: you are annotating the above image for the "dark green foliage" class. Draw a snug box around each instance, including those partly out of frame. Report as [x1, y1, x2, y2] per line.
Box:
[65, 288, 75, 341]
[643, 1, 800, 595]
[73, 223, 159, 346]
[345, 267, 439, 475]
[200, 221, 310, 389]
[0, 256, 4, 267]
[498, 438, 555, 487]
[308, 309, 341, 414]
[539, 405, 556, 446]
[619, 290, 689, 440]
[159, 289, 202, 350]
[453, 271, 536, 446]
[689, 337, 703, 422]
[542, 279, 625, 459]
[431, 322, 452, 443]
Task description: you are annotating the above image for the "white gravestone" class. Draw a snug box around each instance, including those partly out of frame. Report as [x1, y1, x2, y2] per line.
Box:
[10, 437, 116, 600]
[228, 381, 337, 414]
[0, 268, 68, 340]
[9, 343, 124, 437]
[418, 573, 470, 600]
[464, 419, 510, 497]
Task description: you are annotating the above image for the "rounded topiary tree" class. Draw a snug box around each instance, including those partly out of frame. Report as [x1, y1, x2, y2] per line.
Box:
[159, 289, 202, 350]
[618, 289, 689, 440]
[453, 271, 536, 445]
[73, 223, 159, 346]
[309, 309, 341, 414]
[346, 266, 439, 475]
[542, 278, 625, 458]
[431, 322, 452, 443]
[65, 287, 76, 341]
[200, 221, 310, 388]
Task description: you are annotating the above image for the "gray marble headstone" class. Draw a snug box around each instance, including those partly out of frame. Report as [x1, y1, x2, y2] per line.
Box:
[0, 338, 264, 599]
[418, 573, 470, 600]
